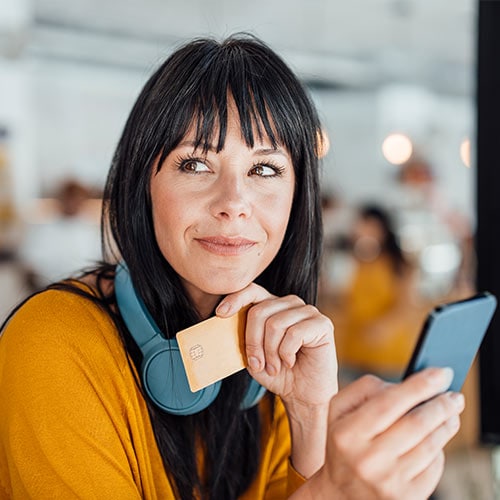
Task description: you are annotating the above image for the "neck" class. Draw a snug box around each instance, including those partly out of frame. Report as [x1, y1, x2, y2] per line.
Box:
[183, 286, 222, 320]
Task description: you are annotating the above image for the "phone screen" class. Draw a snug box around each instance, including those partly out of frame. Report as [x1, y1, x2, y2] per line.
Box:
[403, 292, 497, 392]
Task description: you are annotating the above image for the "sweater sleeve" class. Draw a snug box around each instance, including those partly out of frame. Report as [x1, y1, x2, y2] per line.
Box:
[0, 291, 145, 499]
[261, 398, 307, 499]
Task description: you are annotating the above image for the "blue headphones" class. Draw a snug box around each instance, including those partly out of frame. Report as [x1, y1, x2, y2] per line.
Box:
[114, 262, 266, 415]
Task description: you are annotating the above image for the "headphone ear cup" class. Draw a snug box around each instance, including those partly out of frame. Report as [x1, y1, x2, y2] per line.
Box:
[142, 342, 221, 415]
[240, 377, 267, 410]
[114, 262, 266, 414]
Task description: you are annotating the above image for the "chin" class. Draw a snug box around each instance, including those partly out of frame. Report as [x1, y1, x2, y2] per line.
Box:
[207, 283, 250, 295]
[201, 276, 255, 295]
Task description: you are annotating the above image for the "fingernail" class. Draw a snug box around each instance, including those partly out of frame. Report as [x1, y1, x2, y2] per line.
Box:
[437, 367, 454, 391]
[266, 364, 277, 376]
[428, 366, 454, 392]
[216, 302, 232, 316]
[247, 356, 261, 371]
[448, 392, 465, 410]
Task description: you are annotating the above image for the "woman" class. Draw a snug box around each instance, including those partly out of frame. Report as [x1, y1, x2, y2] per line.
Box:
[0, 34, 463, 499]
[334, 204, 427, 381]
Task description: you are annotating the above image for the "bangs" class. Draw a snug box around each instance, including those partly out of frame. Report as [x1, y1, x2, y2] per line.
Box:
[191, 84, 280, 155]
[156, 36, 312, 163]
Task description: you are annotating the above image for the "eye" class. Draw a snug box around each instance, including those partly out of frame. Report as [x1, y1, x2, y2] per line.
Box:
[176, 157, 211, 174]
[249, 163, 285, 178]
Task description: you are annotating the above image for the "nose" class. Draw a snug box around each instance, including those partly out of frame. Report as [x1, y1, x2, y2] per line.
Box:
[209, 173, 252, 220]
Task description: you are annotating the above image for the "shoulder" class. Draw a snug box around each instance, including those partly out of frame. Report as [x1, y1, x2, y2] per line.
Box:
[0, 286, 127, 374]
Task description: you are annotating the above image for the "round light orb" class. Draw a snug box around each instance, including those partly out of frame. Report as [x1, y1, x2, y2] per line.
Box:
[382, 133, 413, 165]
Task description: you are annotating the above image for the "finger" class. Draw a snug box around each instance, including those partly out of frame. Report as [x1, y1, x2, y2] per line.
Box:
[372, 391, 464, 459]
[276, 312, 334, 368]
[215, 282, 275, 317]
[372, 451, 446, 500]
[343, 367, 454, 440]
[328, 374, 390, 424]
[246, 295, 305, 375]
[357, 392, 463, 480]
[398, 413, 461, 482]
[404, 451, 445, 500]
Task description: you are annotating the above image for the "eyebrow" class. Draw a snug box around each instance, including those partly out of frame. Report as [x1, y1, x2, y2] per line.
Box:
[177, 141, 289, 159]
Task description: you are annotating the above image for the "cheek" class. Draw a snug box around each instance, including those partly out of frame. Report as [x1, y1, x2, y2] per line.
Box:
[151, 192, 186, 249]
[262, 193, 294, 244]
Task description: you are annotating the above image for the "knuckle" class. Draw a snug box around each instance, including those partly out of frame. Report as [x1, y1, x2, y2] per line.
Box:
[324, 314, 334, 332]
[284, 294, 305, 306]
[423, 432, 442, 455]
[446, 415, 461, 433]
[373, 396, 395, 416]
[278, 341, 294, 359]
[433, 393, 460, 420]
[245, 341, 261, 355]
[376, 481, 398, 500]
[264, 347, 280, 362]
[440, 416, 461, 443]
[263, 337, 281, 361]
[408, 405, 429, 428]
[265, 315, 283, 335]
[302, 303, 318, 316]
[427, 450, 446, 480]
[330, 425, 352, 453]
[283, 323, 301, 341]
[354, 453, 378, 483]
[358, 374, 387, 392]
[427, 418, 459, 454]
[247, 304, 265, 323]
[435, 450, 445, 471]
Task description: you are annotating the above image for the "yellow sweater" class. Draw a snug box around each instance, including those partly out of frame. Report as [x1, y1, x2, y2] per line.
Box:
[0, 288, 304, 499]
[335, 256, 422, 375]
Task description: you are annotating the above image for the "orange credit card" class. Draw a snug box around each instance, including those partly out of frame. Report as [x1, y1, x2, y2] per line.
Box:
[176, 307, 250, 392]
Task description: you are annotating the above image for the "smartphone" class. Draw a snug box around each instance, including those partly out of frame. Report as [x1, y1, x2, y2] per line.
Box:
[403, 291, 497, 392]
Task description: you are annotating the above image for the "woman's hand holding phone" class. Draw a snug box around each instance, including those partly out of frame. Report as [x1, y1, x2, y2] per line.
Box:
[292, 292, 498, 498]
[292, 368, 464, 500]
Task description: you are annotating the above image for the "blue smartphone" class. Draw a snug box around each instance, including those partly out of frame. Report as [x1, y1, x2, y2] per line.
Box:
[403, 291, 497, 392]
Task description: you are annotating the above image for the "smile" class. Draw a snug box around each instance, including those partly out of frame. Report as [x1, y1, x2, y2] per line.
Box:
[195, 236, 257, 256]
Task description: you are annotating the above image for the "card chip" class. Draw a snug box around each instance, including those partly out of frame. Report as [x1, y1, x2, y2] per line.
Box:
[176, 307, 249, 392]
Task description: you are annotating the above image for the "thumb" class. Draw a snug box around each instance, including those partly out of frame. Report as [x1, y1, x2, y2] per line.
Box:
[328, 375, 391, 424]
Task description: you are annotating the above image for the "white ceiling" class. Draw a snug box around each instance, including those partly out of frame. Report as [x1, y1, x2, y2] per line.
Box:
[1, 0, 476, 94]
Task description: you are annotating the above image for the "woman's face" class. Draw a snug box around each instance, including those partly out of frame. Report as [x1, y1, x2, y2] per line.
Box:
[352, 216, 386, 262]
[150, 104, 295, 317]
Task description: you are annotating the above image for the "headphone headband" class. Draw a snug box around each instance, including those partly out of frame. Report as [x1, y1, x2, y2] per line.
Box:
[115, 262, 164, 350]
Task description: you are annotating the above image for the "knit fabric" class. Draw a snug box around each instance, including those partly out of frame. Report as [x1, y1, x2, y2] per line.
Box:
[0, 288, 304, 499]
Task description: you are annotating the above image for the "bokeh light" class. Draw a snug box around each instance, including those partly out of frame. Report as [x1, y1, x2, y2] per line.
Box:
[382, 133, 413, 165]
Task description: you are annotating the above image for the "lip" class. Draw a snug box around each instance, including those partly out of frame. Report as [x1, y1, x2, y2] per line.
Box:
[195, 236, 258, 256]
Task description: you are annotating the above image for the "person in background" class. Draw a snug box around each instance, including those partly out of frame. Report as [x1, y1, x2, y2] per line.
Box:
[0, 34, 463, 499]
[331, 203, 428, 383]
[18, 178, 102, 289]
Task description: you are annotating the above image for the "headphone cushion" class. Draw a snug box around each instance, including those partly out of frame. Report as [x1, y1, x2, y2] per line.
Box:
[142, 344, 221, 415]
[241, 377, 267, 409]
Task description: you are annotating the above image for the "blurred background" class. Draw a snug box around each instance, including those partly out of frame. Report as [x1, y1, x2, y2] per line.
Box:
[0, 0, 495, 498]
